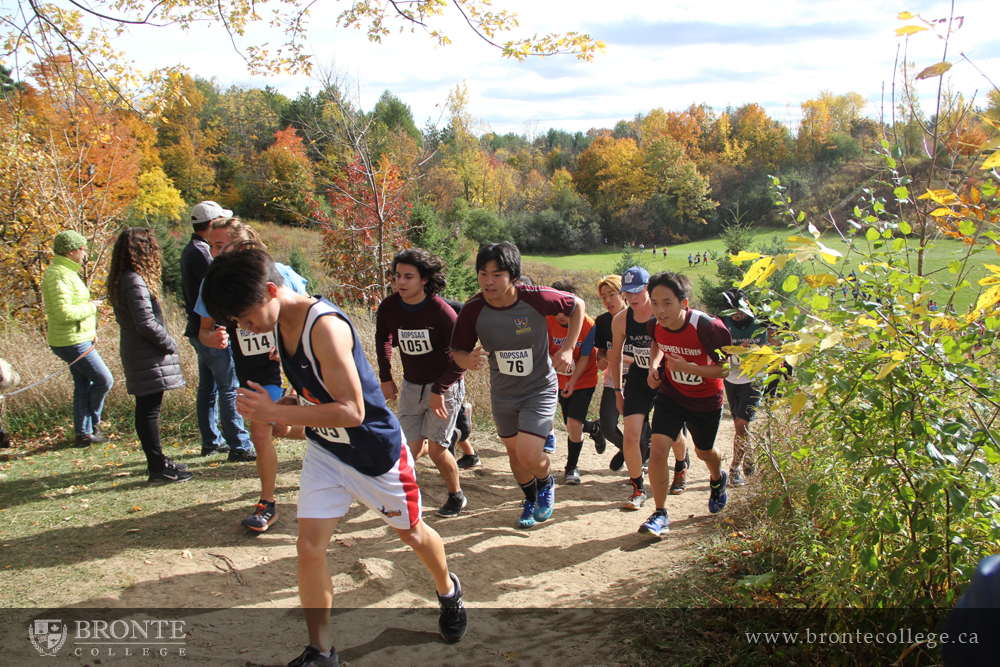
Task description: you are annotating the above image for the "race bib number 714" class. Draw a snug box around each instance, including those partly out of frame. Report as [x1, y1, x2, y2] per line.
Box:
[238, 328, 275, 356]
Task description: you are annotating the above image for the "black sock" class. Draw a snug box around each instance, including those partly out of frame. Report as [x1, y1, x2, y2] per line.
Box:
[675, 455, 689, 473]
[565, 439, 583, 471]
[520, 479, 538, 502]
[630, 476, 644, 493]
[584, 420, 599, 436]
[537, 474, 554, 489]
[654, 507, 667, 516]
[449, 490, 464, 499]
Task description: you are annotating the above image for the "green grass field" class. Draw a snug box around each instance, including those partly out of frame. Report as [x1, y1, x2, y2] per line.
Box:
[524, 228, 992, 314]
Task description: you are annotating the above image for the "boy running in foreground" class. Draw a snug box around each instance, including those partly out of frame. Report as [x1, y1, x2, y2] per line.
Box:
[641, 272, 732, 536]
[452, 242, 584, 528]
[201, 249, 466, 666]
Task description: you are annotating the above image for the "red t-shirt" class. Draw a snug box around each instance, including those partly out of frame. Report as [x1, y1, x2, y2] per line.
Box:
[546, 314, 598, 390]
[647, 309, 731, 410]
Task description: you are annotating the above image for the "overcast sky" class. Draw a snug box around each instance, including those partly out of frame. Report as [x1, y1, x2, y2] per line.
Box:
[108, 0, 998, 135]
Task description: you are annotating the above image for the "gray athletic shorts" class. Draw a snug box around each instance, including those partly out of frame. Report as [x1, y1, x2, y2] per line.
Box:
[398, 378, 464, 446]
[491, 383, 558, 440]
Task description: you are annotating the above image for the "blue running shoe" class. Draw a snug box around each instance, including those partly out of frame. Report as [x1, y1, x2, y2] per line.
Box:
[638, 510, 669, 536]
[543, 433, 556, 454]
[534, 481, 555, 521]
[518, 501, 537, 528]
[709, 470, 728, 514]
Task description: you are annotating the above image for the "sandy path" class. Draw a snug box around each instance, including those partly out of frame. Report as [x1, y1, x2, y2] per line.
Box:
[5, 417, 741, 666]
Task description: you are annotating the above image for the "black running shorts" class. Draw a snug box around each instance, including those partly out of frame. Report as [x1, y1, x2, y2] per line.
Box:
[622, 374, 657, 418]
[725, 381, 761, 423]
[559, 386, 596, 424]
[651, 394, 723, 451]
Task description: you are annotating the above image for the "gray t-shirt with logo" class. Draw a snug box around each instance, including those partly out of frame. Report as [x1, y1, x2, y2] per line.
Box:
[451, 285, 577, 398]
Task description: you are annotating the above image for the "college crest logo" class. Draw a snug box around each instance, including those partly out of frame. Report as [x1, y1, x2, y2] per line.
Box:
[29, 619, 67, 656]
[515, 317, 528, 329]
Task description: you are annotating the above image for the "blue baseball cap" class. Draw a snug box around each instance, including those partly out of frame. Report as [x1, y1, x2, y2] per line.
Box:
[620, 266, 649, 293]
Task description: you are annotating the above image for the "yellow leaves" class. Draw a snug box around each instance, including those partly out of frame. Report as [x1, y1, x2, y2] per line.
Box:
[975, 285, 1000, 314]
[819, 331, 843, 351]
[858, 316, 879, 327]
[874, 361, 900, 381]
[930, 208, 953, 217]
[916, 62, 953, 79]
[979, 265, 1000, 286]
[918, 189, 957, 205]
[897, 12, 915, 20]
[730, 251, 762, 264]
[982, 152, 1000, 170]
[895, 25, 928, 36]
[786, 236, 818, 247]
[804, 273, 839, 288]
[790, 393, 808, 416]
[739, 257, 772, 289]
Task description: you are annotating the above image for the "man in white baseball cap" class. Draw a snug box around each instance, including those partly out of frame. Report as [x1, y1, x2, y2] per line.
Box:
[180, 201, 256, 463]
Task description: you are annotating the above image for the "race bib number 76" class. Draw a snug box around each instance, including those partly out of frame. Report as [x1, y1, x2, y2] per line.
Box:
[496, 349, 533, 376]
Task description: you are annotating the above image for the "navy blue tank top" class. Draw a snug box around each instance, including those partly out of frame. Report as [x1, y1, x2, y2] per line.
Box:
[277, 298, 402, 477]
[624, 307, 653, 379]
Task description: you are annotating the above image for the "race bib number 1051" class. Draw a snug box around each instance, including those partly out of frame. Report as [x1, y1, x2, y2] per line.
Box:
[398, 329, 432, 355]
[496, 349, 533, 376]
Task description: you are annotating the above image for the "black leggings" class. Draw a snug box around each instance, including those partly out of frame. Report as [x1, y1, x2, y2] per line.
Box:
[135, 391, 167, 473]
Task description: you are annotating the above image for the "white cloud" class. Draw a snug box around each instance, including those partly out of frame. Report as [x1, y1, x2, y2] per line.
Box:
[101, 0, 998, 134]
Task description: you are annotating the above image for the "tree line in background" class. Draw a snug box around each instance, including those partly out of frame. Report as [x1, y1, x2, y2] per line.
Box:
[1, 53, 998, 316]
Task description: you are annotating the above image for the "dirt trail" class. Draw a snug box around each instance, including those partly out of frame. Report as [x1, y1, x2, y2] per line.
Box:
[6, 417, 742, 666]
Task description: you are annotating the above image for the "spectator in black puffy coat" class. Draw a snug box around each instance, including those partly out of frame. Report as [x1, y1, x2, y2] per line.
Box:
[106, 228, 192, 484]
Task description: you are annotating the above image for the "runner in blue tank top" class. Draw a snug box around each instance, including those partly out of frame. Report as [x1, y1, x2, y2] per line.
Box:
[200, 248, 467, 667]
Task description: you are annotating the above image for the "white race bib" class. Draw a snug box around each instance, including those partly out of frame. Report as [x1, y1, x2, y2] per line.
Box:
[496, 349, 533, 376]
[632, 347, 650, 369]
[297, 393, 351, 444]
[397, 329, 432, 355]
[237, 328, 276, 356]
[670, 369, 703, 386]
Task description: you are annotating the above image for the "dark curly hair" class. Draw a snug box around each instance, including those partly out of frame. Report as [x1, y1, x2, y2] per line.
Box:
[201, 247, 284, 325]
[106, 228, 162, 306]
[391, 248, 447, 296]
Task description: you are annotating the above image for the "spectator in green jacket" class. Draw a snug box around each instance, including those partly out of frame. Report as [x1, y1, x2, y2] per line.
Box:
[42, 230, 114, 448]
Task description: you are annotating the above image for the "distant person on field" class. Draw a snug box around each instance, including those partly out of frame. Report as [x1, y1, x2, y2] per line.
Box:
[181, 201, 256, 462]
[687, 254, 693, 268]
[106, 228, 191, 484]
[42, 230, 114, 448]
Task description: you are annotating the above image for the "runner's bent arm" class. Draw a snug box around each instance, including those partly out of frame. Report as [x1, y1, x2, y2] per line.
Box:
[237, 314, 366, 428]
[609, 310, 627, 412]
[553, 296, 585, 372]
[647, 343, 665, 389]
[374, 300, 398, 401]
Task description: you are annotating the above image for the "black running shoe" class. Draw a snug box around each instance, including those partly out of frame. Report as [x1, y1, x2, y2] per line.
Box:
[227, 448, 257, 463]
[437, 572, 468, 643]
[437, 492, 467, 517]
[242, 500, 277, 532]
[456, 453, 481, 469]
[609, 449, 625, 471]
[163, 458, 188, 471]
[288, 645, 338, 667]
[200, 444, 230, 456]
[148, 462, 193, 485]
[591, 421, 607, 454]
